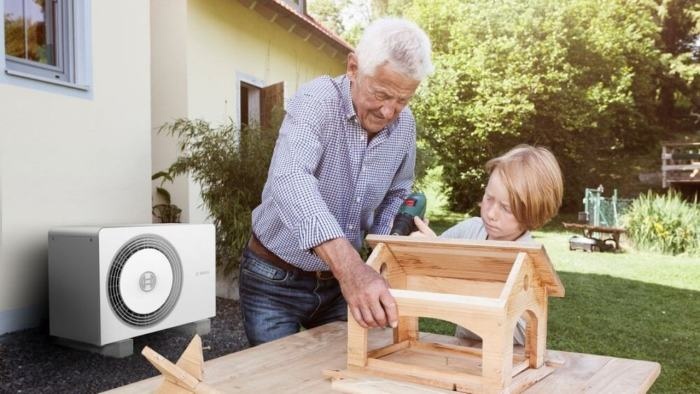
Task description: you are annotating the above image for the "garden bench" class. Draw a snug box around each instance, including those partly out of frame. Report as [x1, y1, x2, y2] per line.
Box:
[562, 222, 625, 251]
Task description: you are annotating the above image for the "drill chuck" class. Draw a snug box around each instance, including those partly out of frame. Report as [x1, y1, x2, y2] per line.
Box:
[390, 213, 417, 236]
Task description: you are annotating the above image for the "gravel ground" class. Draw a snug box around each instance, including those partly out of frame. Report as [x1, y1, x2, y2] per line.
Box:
[0, 298, 248, 393]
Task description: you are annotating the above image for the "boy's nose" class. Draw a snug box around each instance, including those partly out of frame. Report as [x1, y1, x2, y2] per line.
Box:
[486, 204, 498, 220]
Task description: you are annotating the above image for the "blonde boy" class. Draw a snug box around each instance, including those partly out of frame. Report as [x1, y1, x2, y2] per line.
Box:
[414, 144, 563, 344]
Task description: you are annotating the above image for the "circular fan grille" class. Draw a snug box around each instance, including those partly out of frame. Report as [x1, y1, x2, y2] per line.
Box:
[107, 234, 182, 327]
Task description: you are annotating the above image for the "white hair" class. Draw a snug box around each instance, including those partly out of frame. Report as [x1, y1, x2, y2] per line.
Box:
[355, 18, 434, 81]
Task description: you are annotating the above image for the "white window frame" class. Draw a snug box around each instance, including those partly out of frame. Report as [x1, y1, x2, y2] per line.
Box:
[3, 0, 89, 91]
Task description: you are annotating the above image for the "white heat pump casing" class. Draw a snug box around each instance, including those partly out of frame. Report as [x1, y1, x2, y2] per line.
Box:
[49, 224, 215, 346]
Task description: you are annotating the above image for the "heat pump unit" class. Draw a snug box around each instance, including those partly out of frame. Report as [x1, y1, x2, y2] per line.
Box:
[49, 224, 215, 348]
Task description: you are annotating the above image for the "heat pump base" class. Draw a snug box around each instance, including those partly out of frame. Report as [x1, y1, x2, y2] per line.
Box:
[173, 318, 211, 337]
[52, 337, 133, 358]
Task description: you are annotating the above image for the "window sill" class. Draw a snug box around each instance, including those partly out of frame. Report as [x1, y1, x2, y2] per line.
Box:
[5, 69, 89, 91]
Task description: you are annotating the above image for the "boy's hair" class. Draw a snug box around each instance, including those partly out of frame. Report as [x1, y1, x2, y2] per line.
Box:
[485, 144, 563, 230]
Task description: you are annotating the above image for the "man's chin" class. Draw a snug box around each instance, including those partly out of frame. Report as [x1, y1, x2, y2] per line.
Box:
[366, 122, 388, 134]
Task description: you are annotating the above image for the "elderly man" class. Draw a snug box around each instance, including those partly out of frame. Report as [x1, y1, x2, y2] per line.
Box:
[240, 18, 433, 345]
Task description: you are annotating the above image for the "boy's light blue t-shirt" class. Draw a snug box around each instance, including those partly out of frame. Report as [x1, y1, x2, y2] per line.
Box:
[439, 217, 533, 243]
[438, 216, 532, 345]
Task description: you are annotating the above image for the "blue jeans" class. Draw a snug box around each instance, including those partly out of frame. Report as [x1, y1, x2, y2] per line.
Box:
[239, 246, 347, 346]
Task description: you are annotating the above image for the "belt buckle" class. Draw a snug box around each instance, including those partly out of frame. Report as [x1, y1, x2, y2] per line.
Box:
[316, 271, 334, 280]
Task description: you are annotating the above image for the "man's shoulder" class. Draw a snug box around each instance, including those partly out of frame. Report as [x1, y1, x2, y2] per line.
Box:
[394, 106, 417, 135]
[294, 75, 344, 104]
[286, 75, 346, 120]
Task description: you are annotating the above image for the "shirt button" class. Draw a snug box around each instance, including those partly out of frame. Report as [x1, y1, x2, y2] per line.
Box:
[356, 197, 361, 203]
[348, 224, 354, 230]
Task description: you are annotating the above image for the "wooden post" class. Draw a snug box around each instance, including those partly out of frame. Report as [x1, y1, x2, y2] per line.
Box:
[480, 321, 513, 393]
[347, 308, 368, 367]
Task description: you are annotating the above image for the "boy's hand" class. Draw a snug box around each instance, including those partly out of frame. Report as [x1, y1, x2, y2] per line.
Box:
[410, 217, 437, 237]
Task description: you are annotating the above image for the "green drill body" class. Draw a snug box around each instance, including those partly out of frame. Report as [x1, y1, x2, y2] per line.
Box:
[390, 192, 427, 236]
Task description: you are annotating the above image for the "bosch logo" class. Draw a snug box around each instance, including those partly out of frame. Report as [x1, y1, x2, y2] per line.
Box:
[139, 271, 157, 292]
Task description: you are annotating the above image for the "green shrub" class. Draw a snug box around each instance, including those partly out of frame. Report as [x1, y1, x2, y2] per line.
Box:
[622, 191, 700, 256]
[160, 117, 280, 274]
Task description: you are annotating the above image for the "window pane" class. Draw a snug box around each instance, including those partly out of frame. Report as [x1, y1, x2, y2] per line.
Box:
[4, 0, 26, 58]
[4, 0, 56, 65]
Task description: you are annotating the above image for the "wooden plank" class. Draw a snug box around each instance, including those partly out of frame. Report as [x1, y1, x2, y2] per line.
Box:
[366, 357, 483, 392]
[141, 347, 199, 391]
[389, 247, 516, 282]
[176, 335, 204, 381]
[365, 242, 406, 288]
[562, 222, 625, 233]
[583, 358, 661, 394]
[507, 365, 555, 394]
[511, 360, 530, 376]
[524, 351, 611, 394]
[498, 252, 526, 301]
[661, 164, 700, 171]
[367, 340, 410, 359]
[409, 340, 484, 359]
[347, 311, 368, 367]
[405, 275, 504, 298]
[394, 316, 419, 343]
[327, 366, 455, 393]
[390, 289, 503, 329]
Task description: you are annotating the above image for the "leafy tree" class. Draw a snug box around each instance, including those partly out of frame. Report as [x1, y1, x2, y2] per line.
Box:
[656, 0, 700, 121]
[308, 0, 699, 212]
[406, 0, 696, 210]
[308, 0, 347, 36]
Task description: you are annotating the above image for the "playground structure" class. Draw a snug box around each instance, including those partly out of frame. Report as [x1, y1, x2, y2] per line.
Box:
[564, 187, 632, 252]
[661, 142, 700, 188]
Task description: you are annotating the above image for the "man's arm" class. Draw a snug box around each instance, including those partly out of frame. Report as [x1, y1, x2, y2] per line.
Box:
[314, 237, 397, 329]
[268, 101, 397, 328]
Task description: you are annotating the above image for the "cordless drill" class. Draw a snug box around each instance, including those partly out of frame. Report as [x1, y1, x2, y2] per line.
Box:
[390, 192, 427, 236]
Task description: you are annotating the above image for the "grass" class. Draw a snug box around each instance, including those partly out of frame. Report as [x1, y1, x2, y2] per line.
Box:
[416, 213, 700, 393]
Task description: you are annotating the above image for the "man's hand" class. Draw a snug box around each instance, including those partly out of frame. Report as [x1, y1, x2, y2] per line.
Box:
[314, 238, 397, 329]
[410, 216, 437, 237]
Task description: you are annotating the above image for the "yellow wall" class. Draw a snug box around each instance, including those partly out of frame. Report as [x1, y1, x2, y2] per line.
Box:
[151, 0, 347, 223]
[0, 1, 152, 333]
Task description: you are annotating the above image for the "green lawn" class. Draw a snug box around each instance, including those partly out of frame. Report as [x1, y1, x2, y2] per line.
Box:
[418, 214, 700, 394]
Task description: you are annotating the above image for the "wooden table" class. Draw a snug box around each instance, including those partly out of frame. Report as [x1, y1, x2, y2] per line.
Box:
[563, 222, 625, 250]
[105, 321, 660, 393]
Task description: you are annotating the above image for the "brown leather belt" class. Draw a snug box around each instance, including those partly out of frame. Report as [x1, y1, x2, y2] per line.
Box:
[247, 234, 335, 280]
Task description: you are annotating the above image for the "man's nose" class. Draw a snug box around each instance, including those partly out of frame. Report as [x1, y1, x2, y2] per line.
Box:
[379, 104, 395, 119]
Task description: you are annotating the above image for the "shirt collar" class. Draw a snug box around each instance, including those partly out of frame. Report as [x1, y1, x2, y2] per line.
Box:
[339, 74, 357, 121]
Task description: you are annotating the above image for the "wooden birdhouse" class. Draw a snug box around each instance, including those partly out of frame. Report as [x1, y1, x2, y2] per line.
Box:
[343, 235, 565, 394]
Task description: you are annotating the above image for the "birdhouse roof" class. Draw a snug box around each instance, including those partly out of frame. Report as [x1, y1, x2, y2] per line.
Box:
[366, 235, 564, 297]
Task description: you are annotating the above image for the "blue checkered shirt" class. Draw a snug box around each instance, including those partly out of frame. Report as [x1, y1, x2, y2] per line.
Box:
[251, 74, 416, 271]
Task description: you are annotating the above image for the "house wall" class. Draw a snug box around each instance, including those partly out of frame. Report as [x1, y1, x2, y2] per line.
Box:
[150, 0, 191, 221]
[0, 1, 152, 334]
[151, 0, 347, 224]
